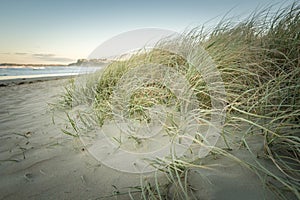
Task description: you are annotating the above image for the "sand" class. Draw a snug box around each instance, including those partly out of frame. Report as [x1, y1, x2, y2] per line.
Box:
[0, 77, 146, 200]
[0, 76, 287, 199]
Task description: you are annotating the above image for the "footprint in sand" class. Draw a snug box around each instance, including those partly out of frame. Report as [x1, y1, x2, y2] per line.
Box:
[24, 173, 34, 182]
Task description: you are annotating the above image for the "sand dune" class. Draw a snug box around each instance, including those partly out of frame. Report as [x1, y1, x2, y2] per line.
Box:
[0, 78, 286, 199]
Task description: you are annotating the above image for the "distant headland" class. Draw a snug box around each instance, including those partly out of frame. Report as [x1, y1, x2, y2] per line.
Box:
[0, 58, 110, 67]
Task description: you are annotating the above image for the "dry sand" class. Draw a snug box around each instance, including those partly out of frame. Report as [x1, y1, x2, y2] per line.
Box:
[0, 77, 145, 200]
[0, 76, 286, 199]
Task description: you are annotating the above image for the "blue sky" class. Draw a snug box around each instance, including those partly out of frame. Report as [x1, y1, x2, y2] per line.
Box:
[0, 0, 295, 64]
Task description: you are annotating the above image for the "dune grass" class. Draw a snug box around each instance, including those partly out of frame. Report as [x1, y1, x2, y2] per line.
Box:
[57, 2, 300, 199]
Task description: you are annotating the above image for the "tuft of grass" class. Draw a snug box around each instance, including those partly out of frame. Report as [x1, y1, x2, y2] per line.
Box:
[55, 2, 300, 199]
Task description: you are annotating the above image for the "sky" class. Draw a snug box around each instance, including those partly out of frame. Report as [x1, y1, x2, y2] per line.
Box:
[0, 0, 296, 64]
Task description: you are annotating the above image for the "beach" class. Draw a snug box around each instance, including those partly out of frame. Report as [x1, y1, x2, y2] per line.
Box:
[0, 76, 286, 200]
[1, 0, 299, 199]
[0, 77, 147, 199]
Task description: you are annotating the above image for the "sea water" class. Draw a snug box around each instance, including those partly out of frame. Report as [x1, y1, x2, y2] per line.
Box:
[0, 65, 104, 77]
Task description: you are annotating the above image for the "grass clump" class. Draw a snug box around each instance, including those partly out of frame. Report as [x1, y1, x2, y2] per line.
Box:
[57, 2, 300, 199]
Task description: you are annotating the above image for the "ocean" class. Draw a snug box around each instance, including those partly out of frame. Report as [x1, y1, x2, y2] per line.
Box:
[0, 65, 104, 77]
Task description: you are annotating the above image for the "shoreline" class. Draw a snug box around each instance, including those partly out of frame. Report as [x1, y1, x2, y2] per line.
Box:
[0, 73, 78, 86]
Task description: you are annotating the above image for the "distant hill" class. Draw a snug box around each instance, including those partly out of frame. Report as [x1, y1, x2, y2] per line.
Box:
[0, 58, 110, 67]
[68, 59, 110, 66]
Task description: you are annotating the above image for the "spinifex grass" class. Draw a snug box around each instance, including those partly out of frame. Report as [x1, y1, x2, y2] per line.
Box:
[56, 2, 300, 199]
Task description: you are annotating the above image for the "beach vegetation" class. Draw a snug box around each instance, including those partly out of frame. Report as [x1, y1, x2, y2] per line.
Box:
[57, 2, 300, 199]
